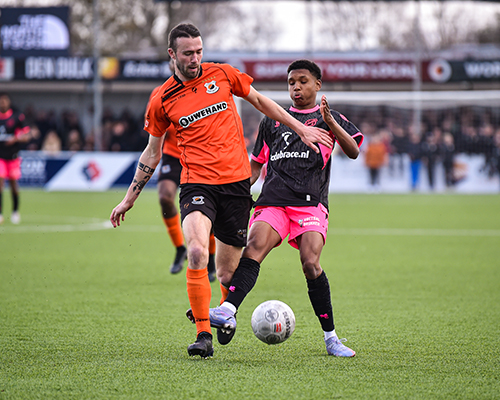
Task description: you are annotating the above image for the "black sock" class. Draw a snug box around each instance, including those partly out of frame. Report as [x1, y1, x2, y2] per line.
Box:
[207, 253, 215, 273]
[225, 257, 260, 309]
[307, 271, 335, 332]
[12, 191, 19, 212]
[0, 191, 3, 214]
[198, 331, 212, 340]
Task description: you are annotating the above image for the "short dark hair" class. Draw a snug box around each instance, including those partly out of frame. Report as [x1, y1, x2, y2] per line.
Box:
[168, 23, 201, 53]
[287, 59, 322, 81]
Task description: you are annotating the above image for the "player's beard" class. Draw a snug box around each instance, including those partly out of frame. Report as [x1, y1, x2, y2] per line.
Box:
[176, 60, 200, 80]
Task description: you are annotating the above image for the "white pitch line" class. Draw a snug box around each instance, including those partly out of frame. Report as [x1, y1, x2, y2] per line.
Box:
[3, 221, 498, 236]
[116, 226, 500, 237]
[329, 228, 500, 237]
[0, 220, 113, 234]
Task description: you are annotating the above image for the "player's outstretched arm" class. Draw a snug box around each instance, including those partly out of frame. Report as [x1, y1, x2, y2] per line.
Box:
[110, 134, 163, 227]
[320, 95, 359, 159]
[244, 87, 333, 154]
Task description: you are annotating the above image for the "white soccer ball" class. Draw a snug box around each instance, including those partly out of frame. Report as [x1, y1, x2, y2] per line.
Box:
[251, 300, 296, 345]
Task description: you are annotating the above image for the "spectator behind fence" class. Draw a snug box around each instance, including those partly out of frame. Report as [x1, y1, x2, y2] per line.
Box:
[387, 123, 408, 177]
[109, 121, 130, 152]
[479, 123, 496, 177]
[65, 129, 83, 152]
[408, 131, 423, 191]
[421, 128, 440, 191]
[61, 109, 84, 151]
[364, 131, 388, 192]
[25, 124, 43, 151]
[441, 132, 456, 188]
[41, 129, 62, 154]
[494, 129, 500, 190]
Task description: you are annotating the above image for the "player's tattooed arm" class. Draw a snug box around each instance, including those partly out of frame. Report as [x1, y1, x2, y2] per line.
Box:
[109, 134, 163, 228]
[138, 162, 155, 175]
[132, 162, 155, 195]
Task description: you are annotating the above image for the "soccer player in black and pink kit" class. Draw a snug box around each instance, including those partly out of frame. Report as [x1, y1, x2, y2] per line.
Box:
[0, 93, 31, 225]
[208, 60, 364, 357]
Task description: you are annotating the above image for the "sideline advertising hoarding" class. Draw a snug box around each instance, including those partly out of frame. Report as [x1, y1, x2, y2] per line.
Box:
[0, 7, 70, 58]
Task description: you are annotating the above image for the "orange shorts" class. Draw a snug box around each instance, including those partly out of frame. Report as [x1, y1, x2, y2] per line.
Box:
[0, 158, 22, 180]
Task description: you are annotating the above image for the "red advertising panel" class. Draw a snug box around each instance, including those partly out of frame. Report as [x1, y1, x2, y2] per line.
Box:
[243, 59, 420, 82]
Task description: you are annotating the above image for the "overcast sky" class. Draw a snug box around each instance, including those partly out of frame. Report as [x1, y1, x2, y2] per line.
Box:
[267, 1, 500, 51]
[4, 0, 500, 52]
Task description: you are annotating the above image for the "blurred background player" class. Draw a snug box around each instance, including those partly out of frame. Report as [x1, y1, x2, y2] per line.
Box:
[0, 93, 31, 225]
[364, 131, 388, 192]
[203, 60, 363, 357]
[152, 87, 217, 280]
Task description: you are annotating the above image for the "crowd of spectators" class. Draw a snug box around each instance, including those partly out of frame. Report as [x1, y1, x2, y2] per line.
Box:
[341, 104, 500, 189]
[16, 102, 500, 188]
[20, 105, 149, 154]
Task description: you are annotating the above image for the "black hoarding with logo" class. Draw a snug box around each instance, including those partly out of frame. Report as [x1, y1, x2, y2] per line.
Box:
[0, 7, 71, 58]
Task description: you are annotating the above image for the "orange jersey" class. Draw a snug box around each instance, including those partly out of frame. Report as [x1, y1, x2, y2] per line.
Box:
[145, 62, 253, 185]
[146, 86, 181, 158]
[162, 125, 181, 158]
[364, 141, 387, 169]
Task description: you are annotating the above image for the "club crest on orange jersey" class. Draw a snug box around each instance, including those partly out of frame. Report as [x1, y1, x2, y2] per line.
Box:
[204, 80, 219, 94]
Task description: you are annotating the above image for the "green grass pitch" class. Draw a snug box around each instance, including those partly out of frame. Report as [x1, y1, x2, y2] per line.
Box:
[1, 190, 499, 399]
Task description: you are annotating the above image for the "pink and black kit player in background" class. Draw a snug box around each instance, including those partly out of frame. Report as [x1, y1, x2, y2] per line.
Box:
[205, 60, 364, 357]
[0, 93, 31, 225]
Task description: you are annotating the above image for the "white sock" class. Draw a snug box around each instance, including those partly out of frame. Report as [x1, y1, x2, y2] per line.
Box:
[324, 330, 337, 341]
[221, 301, 237, 315]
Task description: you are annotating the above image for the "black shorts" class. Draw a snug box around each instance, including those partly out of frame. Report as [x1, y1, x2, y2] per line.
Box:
[158, 154, 182, 186]
[179, 179, 253, 247]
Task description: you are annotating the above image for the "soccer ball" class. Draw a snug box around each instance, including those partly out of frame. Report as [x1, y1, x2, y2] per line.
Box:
[251, 300, 296, 345]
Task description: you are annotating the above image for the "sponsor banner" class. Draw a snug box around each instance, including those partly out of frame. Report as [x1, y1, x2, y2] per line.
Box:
[243, 60, 419, 82]
[19, 152, 69, 186]
[0, 57, 14, 81]
[0, 7, 70, 58]
[11, 57, 174, 81]
[20, 56, 94, 80]
[9, 56, 500, 83]
[244, 59, 500, 83]
[426, 59, 500, 83]
[120, 59, 173, 80]
[45, 152, 141, 191]
[18, 151, 160, 191]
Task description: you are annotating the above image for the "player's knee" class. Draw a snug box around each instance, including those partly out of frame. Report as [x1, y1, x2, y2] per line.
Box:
[243, 237, 274, 263]
[187, 244, 208, 269]
[301, 260, 322, 280]
[217, 269, 232, 287]
[159, 192, 175, 207]
[159, 197, 177, 218]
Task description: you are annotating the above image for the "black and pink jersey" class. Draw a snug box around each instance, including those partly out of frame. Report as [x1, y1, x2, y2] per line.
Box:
[0, 108, 29, 160]
[251, 105, 363, 210]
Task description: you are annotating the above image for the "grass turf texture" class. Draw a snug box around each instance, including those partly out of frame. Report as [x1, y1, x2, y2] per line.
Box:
[1, 190, 499, 399]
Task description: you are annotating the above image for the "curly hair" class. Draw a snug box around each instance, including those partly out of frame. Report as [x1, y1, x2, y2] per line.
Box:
[287, 60, 322, 80]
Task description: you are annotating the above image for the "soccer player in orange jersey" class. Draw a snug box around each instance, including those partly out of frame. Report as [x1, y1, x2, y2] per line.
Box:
[110, 24, 333, 358]
[148, 86, 216, 280]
